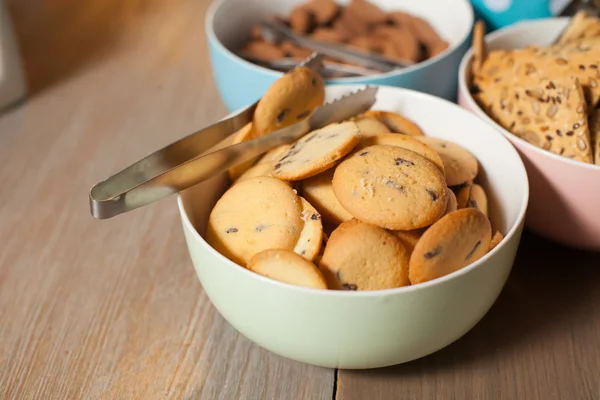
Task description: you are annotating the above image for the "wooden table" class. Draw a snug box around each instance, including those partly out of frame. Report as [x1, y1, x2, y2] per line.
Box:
[1, 1, 599, 399]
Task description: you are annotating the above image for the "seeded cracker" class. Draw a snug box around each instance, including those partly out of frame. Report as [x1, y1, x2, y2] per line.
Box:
[589, 108, 600, 165]
[488, 77, 593, 163]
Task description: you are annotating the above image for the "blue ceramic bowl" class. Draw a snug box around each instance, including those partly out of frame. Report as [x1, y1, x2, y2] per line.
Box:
[205, 0, 475, 112]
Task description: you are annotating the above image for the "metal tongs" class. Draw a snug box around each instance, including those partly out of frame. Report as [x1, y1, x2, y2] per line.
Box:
[89, 53, 379, 219]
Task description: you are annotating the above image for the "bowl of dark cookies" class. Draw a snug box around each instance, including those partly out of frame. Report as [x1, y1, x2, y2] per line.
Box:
[206, 0, 474, 110]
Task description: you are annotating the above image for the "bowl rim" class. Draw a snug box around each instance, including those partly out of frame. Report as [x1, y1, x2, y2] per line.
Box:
[177, 84, 530, 298]
[204, 0, 475, 83]
[458, 16, 600, 172]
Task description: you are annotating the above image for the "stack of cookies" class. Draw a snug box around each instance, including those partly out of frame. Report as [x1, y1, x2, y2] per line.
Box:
[204, 66, 502, 291]
[470, 14, 600, 165]
[239, 0, 448, 68]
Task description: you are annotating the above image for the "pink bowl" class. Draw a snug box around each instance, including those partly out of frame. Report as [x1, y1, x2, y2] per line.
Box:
[457, 17, 600, 252]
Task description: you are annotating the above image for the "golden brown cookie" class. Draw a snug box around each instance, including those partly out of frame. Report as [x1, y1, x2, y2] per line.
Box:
[379, 26, 421, 63]
[346, 0, 387, 26]
[416, 137, 478, 186]
[272, 121, 361, 181]
[319, 219, 411, 291]
[253, 66, 325, 138]
[301, 0, 340, 25]
[364, 110, 425, 136]
[427, 40, 450, 58]
[332, 145, 448, 230]
[357, 133, 445, 174]
[241, 40, 286, 61]
[279, 41, 313, 59]
[454, 180, 473, 209]
[311, 27, 348, 43]
[293, 197, 324, 261]
[205, 177, 303, 266]
[391, 228, 425, 255]
[409, 208, 492, 284]
[248, 249, 328, 289]
[352, 116, 391, 138]
[228, 122, 259, 181]
[444, 187, 458, 216]
[467, 183, 488, 217]
[301, 168, 354, 225]
[289, 7, 313, 34]
[234, 161, 276, 184]
[488, 230, 504, 252]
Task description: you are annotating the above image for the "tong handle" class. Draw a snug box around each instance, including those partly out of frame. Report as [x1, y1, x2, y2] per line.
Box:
[261, 20, 413, 71]
[89, 104, 256, 219]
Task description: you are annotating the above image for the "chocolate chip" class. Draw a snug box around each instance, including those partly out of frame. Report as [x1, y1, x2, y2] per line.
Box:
[509, 122, 516, 130]
[424, 247, 441, 259]
[574, 123, 580, 129]
[342, 283, 358, 291]
[441, 143, 447, 148]
[426, 189, 438, 202]
[560, 147, 565, 155]
[384, 180, 402, 192]
[255, 224, 267, 232]
[566, 131, 574, 136]
[395, 158, 415, 166]
[517, 111, 523, 116]
[591, 64, 598, 69]
[276, 108, 290, 123]
[274, 163, 282, 169]
[515, 93, 520, 100]
[579, 64, 586, 71]
[311, 77, 317, 86]
[311, 213, 320, 220]
[545, 135, 553, 141]
[359, 151, 369, 156]
[556, 97, 562, 104]
[470, 84, 481, 94]
[556, 129, 563, 136]
[465, 240, 482, 260]
[301, 250, 306, 255]
[468, 199, 478, 209]
[296, 110, 310, 120]
[225, 227, 238, 234]
[305, 133, 317, 142]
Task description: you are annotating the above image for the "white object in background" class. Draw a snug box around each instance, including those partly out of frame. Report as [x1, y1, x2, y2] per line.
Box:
[0, 0, 26, 112]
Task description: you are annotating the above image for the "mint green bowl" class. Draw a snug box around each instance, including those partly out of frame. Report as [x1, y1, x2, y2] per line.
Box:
[178, 85, 528, 369]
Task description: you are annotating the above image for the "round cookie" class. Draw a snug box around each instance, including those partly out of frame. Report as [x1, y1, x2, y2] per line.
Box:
[205, 177, 303, 266]
[248, 249, 328, 290]
[444, 187, 458, 216]
[364, 110, 424, 136]
[301, 168, 353, 226]
[392, 228, 425, 255]
[332, 145, 448, 230]
[257, 144, 291, 164]
[293, 197, 324, 261]
[468, 183, 488, 217]
[357, 133, 445, 174]
[234, 161, 276, 184]
[228, 122, 259, 181]
[415, 137, 478, 186]
[273, 121, 361, 181]
[409, 208, 492, 284]
[252, 66, 325, 138]
[489, 230, 504, 252]
[319, 219, 411, 291]
[454, 181, 473, 209]
[352, 116, 390, 138]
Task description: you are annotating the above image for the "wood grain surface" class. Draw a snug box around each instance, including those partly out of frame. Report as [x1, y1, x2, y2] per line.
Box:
[0, 1, 599, 399]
